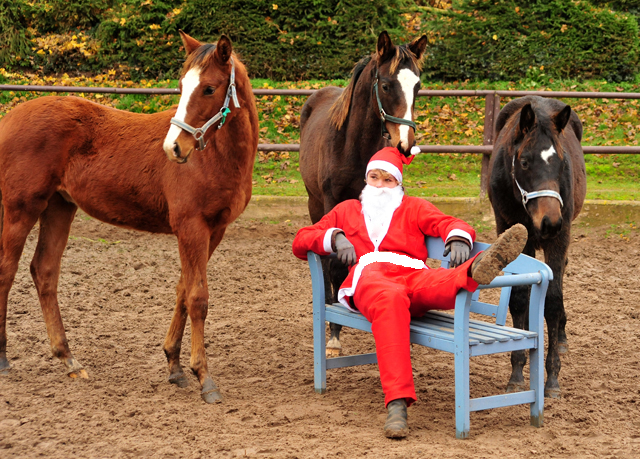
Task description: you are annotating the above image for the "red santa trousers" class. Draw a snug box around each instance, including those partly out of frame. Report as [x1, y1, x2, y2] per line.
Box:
[352, 256, 479, 407]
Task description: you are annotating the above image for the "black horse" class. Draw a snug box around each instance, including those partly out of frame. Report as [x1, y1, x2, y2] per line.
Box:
[299, 31, 427, 355]
[488, 96, 586, 398]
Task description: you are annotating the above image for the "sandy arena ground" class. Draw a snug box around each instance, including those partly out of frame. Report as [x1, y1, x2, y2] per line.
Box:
[0, 198, 639, 458]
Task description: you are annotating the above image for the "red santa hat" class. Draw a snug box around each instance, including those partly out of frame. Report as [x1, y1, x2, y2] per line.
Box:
[365, 147, 416, 184]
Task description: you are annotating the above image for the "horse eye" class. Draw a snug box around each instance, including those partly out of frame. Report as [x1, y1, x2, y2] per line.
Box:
[381, 83, 389, 92]
[520, 159, 529, 170]
[204, 86, 215, 95]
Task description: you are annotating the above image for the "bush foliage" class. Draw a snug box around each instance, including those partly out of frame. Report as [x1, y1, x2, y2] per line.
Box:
[422, 0, 640, 82]
[1, 0, 640, 81]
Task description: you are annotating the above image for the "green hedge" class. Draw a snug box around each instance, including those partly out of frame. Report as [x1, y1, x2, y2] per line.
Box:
[2, 0, 640, 82]
[1, 0, 407, 80]
[422, 0, 640, 82]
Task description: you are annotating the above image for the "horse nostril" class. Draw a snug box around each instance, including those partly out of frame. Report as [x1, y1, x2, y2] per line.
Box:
[173, 143, 181, 158]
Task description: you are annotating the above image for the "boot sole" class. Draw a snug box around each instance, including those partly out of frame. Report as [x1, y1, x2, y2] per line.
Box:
[472, 224, 528, 285]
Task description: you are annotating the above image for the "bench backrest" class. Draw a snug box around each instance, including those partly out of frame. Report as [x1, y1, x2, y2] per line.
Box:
[426, 236, 543, 326]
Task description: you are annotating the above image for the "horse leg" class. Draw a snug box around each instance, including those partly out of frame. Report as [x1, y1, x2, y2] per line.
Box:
[557, 257, 569, 354]
[30, 193, 86, 378]
[542, 236, 569, 399]
[174, 220, 223, 403]
[326, 258, 349, 357]
[163, 273, 189, 388]
[506, 241, 536, 393]
[0, 199, 47, 375]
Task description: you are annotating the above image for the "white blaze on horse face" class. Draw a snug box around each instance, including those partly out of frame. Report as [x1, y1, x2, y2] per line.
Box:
[540, 145, 557, 164]
[163, 67, 202, 154]
[397, 68, 420, 149]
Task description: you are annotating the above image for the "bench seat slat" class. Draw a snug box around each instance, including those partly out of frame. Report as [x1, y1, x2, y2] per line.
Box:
[425, 310, 538, 339]
[326, 304, 539, 349]
[419, 315, 513, 342]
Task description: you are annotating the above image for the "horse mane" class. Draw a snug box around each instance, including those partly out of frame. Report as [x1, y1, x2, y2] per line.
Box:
[329, 55, 372, 130]
[181, 42, 240, 75]
[329, 44, 424, 130]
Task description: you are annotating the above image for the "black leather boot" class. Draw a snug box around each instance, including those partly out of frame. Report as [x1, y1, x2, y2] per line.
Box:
[384, 398, 408, 438]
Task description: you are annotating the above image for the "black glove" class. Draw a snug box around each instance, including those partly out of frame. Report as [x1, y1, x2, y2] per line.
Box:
[333, 232, 357, 266]
[443, 240, 470, 268]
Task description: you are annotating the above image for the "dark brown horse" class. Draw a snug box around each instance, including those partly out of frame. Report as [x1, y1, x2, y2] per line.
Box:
[489, 96, 586, 398]
[299, 31, 427, 355]
[0, 32, 259, 403]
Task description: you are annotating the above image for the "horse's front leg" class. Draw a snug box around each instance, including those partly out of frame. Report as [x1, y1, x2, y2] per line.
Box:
[324, 258, 349, 357]
[172, 220, 221, 403]
[506, 240, 536, 393]
[557, 257, 570, 354]
[542, 236, 569, 399]
[163, 273, 189, 388]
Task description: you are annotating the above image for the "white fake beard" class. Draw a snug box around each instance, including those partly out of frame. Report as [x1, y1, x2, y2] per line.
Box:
[360, 184, 404, 241]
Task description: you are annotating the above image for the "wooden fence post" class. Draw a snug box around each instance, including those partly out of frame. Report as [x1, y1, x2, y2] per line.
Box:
[481, 93, 497, 196]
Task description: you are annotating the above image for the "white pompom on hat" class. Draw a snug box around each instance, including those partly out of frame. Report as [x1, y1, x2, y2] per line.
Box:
[365, 146, 416, 184]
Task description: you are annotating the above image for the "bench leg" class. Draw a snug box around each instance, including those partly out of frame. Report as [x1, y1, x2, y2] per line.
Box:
[313, 303, 327, 394]
[529, 283, 545, 427]
[454, 292, 471, 439]
[454, 350, 471, 439]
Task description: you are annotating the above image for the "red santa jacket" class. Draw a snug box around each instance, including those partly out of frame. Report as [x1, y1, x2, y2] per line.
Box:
[292, 195, 476, 310]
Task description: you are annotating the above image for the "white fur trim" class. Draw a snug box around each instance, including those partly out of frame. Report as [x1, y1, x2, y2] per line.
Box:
[337, 251, 427, 311]
[323, 228, 341, 253]
[445, 229, 474, 250]
[366, 160, 402, 184]
[410, 145, 421, 155]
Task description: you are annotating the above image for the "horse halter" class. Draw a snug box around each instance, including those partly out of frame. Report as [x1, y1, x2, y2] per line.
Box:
[511, 154, 564, 210]
[170, 58, 241, 151]
[373, 69, 417, 140]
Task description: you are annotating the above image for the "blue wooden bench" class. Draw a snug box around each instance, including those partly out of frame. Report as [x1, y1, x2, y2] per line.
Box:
[307, 237, 552, 439]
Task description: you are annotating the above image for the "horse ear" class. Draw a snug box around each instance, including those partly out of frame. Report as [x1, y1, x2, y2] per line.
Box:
[519, 104, 536, 135]
[408, 35, 428, 60]
[554, 105, 572, 132]
[215, 35, 233, 64]
[377, 31, 395, 62]
[179, 30, 202, 56]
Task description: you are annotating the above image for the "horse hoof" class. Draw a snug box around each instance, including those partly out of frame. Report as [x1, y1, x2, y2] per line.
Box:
[68, 369, 89, 379]
[506, 381, 527, 393]
[326, 347, 341, 358]
[544, 388, 561, 399]
[201, 377, 223, 404]
[558, 342, 569, 354]
[202, 388, 223, 404]
[0, 358, 10, 375]
[168, 372, 189, 388]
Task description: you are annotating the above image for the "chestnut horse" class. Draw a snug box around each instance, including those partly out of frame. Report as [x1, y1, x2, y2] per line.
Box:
[488, 96, 586, 398]
[0, 32, 259, 403]
[299, 31, 427, 356]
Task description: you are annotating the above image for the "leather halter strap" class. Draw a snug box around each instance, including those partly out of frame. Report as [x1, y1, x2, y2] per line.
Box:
[170, 58, 240, 151]
[511, 155, 564, 209]
[373, 69, 417, 140]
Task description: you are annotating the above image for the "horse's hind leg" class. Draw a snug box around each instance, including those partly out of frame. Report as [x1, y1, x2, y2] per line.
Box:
[0, 198, 47, 375]
[30, 193, 85, 377]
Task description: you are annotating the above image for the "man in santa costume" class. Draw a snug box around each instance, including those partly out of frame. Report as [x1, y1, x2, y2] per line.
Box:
[292, 147, 527, 438]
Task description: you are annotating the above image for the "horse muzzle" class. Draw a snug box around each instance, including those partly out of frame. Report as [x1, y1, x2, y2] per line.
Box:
[164, 139, 193, 164]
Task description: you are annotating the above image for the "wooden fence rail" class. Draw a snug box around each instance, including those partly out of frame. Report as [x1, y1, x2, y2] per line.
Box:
[3, 84, 640, 194]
